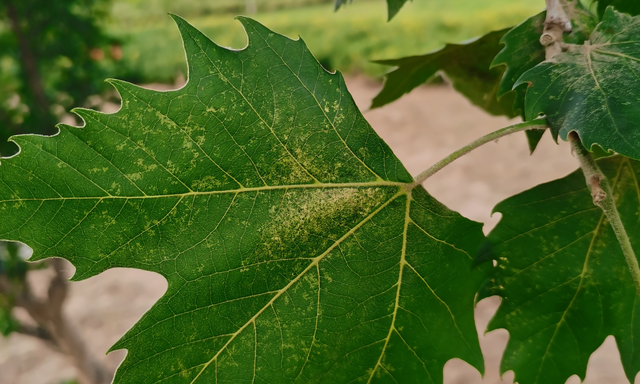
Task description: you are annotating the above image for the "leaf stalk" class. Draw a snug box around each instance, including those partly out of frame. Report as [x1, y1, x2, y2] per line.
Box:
[568, 132, 640, 297]
[410, 118, 548, 188]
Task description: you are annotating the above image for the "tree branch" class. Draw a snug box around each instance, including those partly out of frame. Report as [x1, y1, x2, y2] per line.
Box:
[568, 133, 640, 297]
[9, 259, 113, 384]
[15, 323, 61, 352]
[410, 118, 549, 188]
[541, 0, 572, 58]
[4, 0, 50, 115]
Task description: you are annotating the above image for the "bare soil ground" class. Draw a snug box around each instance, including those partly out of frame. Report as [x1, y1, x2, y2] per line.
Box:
[0, 77, 635, 384]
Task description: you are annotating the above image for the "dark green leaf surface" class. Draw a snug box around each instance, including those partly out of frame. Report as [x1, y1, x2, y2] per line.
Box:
[490, 12, 546, 151]
[385, 0, 408, 21]
[477, 155, 640, 384]
[0, 16, 486, 383]
[597, 0, 640, 18]
[492, 12, 545, 103]
[517, 8, 640, 159]
[334, 0, 408, 21]
[564, 2, 599, 45]
[372, 29, 518, 117]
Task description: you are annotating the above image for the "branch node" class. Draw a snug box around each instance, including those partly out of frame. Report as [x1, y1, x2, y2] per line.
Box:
[568, 132, 640, 298]
[589, 176, 607, 204]
[543, 0, 572, 59]
[540, 32, 556, 46]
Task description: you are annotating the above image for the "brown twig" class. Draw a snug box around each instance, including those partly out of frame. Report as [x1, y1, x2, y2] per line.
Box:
[4, 258, 112, 384]
[542, 0, 572, 59]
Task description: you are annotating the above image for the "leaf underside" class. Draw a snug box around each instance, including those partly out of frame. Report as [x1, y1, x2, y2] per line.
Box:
[477, 155, 640, 384]
[518, 7, 640, 160]
[371, 29, 518, 118]
[0, 16, 486, 383]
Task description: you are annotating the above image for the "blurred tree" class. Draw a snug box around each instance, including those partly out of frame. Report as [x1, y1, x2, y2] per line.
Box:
[0, 0, 117, 156]
[0, 1, 116, 383]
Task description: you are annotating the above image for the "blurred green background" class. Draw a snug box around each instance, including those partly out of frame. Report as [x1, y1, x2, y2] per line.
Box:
[108, 0, 546, 83]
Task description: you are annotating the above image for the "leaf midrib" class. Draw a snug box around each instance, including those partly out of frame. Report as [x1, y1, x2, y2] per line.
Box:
[366, 190, 411, 384]
[187, 190, 408, 383]
[533, 161, 627, 383]
[0, 181, 407, 204]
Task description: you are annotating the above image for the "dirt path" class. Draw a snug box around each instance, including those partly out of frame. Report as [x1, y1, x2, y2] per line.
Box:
[0, 77, 633, 384]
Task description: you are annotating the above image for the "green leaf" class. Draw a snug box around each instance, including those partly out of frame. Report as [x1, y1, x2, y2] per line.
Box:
[564, 2, 599, 45]
[492, 5, 596, 153]
[477, 155, 640, 384]
[334, 0, 408, 21]
[495, 5, 596, 100]
[597, 0, 640, 18]
[492, 12, 546, 103]
[490, 12, 546, 151]
[516, 7, 640, 159]
[372, 29, 519, 117]
[0, 16, 487, 383]
[385, 0, 408, 21]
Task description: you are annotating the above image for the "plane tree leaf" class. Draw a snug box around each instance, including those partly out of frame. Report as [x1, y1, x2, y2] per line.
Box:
[495, 6, 596, 101]
[516, 8, 640, 160]
[371, 29, 519, 117]
[491, 12, 546, 152]
[0, 16, 487, 383]
[334, 0, 408, 21]
[492, 4, 596, 152]
[491, 12, 544, 108]
[476, 155, 640, 384]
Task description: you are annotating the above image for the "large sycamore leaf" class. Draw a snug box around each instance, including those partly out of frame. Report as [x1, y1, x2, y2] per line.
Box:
[517, 7, 640, 160]
[0, 16, 486, 383]
[334, 0, 408, 21]
[371, 29, 519, 117]
[477, 155, 640, 384]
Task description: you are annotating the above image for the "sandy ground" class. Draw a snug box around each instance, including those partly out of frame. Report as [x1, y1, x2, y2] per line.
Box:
[0, 76, 635, 384]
